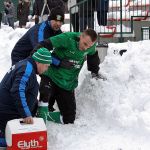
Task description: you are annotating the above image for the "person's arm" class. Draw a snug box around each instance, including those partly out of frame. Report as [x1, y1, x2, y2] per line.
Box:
[32, 38, 53, 54]
[10, 62, 33, 119]
[87, 51, 100, 74]
[31, 38, 61, 66]
[33, 38, 73, 68]
[87, 46, 107, 80]
[32, 33, 75, 68]
[36, 32, 78, 51]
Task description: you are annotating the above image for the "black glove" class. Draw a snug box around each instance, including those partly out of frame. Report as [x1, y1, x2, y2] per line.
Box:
[51, 53, 75, 69]
[30, 39, 53, 56]
[30, 44, 43, 56]
[91, 72, 107, 81]
[38, 39, 53, 50]
[59, 59, 75, 69]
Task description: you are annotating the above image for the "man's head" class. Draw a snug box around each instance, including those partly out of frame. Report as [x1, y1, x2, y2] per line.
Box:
[79, 28, 97, 51]
[48, 7, 64, 31]
[32, 48, 52, 74]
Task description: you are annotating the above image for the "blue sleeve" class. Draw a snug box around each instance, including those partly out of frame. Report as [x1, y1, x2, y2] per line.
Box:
[28, 23, 46, 48]
[52, 56, 60, 66]
[38, 22, 46, 43]
[10, 62, 33, 118]
[37, 22, 61, 66]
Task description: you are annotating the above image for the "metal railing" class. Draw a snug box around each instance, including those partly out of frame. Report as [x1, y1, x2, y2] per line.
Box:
[69, 0, 150, 42]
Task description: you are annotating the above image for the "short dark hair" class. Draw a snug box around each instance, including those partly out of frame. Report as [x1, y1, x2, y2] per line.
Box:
[83, 28, 97, 42]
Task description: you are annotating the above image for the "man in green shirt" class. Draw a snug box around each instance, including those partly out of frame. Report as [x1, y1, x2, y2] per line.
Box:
[36, 28, 102, 123]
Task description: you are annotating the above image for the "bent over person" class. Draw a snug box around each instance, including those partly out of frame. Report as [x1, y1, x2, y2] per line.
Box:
[11, 6, 64, 66]
[36, 29, 103, 124]
[0, 48, 52, 147]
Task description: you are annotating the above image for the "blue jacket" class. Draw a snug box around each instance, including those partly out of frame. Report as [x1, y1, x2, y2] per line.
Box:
[11, 20, 62, 65]
[0, 57, 39, 120]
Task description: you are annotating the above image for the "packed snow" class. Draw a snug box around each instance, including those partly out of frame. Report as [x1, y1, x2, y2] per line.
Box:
[0, 24, 150, 150]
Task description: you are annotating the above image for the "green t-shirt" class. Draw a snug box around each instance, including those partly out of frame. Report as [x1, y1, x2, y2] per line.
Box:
[43, 32, 96, 91]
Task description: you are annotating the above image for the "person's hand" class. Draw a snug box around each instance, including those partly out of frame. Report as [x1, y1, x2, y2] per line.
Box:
[35, 16, 39, 24]
[51, 57, 75, 68]
[91, 72, 107, 81]
[23, 116, 34, 124]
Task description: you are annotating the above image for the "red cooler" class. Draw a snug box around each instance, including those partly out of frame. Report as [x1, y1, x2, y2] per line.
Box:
[5, 118, 47, 150]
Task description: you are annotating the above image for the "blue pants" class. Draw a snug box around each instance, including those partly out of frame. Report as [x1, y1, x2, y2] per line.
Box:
[0, 130, 6, 147]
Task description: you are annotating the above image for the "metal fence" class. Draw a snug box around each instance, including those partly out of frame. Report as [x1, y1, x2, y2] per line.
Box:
[69, 0, 150, 42]
[141, 26, 150, 40]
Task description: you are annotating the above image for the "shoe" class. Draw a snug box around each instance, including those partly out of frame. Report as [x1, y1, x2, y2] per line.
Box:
[48, 106, 55, 112]
[37, 105, 48, 123]
[47, 111, 62, 124]
[91, 72, 107, 81]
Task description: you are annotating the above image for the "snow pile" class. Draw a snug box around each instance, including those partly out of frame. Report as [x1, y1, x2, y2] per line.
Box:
[0, 25, 27, 78]
[47, 40, 150, 150]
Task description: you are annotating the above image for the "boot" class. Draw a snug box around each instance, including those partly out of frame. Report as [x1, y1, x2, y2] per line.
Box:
[48, 106, 56, 112]
[37, 102, 48, 123]
[47, 111, 63, 124]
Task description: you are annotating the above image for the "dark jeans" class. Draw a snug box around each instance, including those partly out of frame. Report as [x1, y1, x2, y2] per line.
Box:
[0, 113, 19, 147]
[39, 75, 76, 124]
[0, 12, 2, 28]
[71, 13, 79, 32]
[97, 11, 108, 26]
[79, 16, 94, 32]
[7, 17, 14, 29]
[0, 130, 6, 147]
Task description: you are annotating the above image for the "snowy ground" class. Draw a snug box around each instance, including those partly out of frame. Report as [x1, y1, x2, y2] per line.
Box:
[0, 24, 150, 150]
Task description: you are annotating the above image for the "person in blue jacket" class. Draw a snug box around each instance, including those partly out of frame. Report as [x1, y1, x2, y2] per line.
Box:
[0, 47, 52, 147]
[11, 6, 64, 66]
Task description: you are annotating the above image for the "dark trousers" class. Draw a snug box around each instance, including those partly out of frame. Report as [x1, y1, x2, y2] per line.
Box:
[39, 75, 76, 124]
[97, 11, 108, 26]
[0, 130, 6, 147]
[0, 13, 2, 28]
[0, 114, 20, 147]
[79, 15, 94, 32]
[7, 17, 14, 29]
[71, 13, 79, 32]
